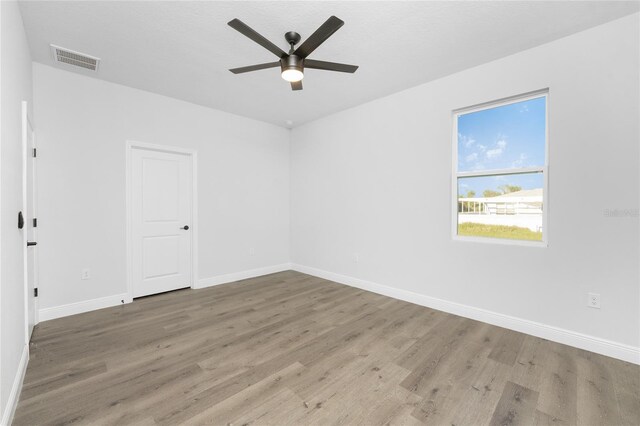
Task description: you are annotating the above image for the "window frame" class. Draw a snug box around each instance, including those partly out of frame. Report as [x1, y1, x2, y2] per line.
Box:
[451, 89, 549, 247]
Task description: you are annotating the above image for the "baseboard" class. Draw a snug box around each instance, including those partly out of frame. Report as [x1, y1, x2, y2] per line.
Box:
[196, 263, 293, 289]
[1, 344, 28, 426]
[39, 293, 128, 322]
[37, 263, 294, 321]
[291, 264, 640, 365]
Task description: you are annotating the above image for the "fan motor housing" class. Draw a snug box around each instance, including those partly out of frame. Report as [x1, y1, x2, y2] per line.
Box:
[281, 54, 303, 73]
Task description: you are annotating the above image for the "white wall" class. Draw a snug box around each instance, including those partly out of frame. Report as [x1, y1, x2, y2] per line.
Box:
[291, 15, 640, 355]
[32, 63, 290, 314]
[0, 0, 32, 421]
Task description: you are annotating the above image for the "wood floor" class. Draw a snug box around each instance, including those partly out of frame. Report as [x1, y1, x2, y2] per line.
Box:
[14, 271, 639, 425]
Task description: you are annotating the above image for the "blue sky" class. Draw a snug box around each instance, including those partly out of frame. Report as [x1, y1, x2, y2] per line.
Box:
[457, 96, 545, 197]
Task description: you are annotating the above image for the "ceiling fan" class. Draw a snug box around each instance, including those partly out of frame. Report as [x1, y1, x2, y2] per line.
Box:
[227, 16, 358, 91]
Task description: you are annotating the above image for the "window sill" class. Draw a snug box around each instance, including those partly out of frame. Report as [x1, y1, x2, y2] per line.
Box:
[452, 235, 548, 248]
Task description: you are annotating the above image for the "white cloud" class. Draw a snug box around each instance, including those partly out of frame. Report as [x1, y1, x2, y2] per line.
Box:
[485, 138, 507, 160]
[458, 133, 476, 149]
[511, 153, 527, 168]
[477, 144, 487, 152]
[486, 148, 503, 159]
[465, 152, 478, 163]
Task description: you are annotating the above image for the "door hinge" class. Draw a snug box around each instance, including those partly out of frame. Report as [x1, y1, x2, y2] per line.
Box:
[33, 218, 38, 227]
[34, 288, 38, 297]
[33, 148, 37, 158]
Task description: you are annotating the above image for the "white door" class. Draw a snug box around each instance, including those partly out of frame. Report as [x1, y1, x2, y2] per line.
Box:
[22, 102, 37, 339]
[131, 147, 193, 298]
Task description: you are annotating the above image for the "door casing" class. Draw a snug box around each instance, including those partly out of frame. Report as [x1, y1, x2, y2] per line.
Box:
[22, 101, 38, 341]
[125, 140, 198, 302]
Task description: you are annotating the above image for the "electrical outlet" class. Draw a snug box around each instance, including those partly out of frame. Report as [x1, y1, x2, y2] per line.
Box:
[587, 292, 600, 309]
[81, 268, 91, 280]
[354, 252, 360, 263]
[249, 247, 255, 256]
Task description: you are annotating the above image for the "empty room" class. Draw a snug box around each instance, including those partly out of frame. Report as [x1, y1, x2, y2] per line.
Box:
[1, 1, 639, 425]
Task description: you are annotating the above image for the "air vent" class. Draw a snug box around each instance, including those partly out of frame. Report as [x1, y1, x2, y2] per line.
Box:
[50, 44, 100, 71]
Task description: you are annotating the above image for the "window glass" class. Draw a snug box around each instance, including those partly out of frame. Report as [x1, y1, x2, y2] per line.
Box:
[454, 94, 547, 243]
[457, 96, 546, 172]
[457, 173, 544, 241]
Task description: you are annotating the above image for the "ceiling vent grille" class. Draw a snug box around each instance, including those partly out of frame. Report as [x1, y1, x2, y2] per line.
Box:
[50, 45, 100, 71]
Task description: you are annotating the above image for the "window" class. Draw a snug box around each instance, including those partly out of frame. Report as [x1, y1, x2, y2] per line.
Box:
[453, 91, 548, 245]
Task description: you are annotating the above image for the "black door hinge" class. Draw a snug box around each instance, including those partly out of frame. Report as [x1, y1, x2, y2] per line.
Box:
[34, 288, 38, 297]
[33, 218, 37, 227]
[33, 148, 37, 158]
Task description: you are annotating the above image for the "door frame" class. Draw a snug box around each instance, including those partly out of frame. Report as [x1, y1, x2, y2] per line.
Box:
[125, 140, 198, 302]
[21, 101, 38, 342]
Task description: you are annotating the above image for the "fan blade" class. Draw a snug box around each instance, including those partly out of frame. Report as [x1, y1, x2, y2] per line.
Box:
[294, 16, 344, 58]
[229, 61, 280, 74]
[304, 59, 358, 73]
[291, 81, 303, 91]
[228, 19, 287, 58]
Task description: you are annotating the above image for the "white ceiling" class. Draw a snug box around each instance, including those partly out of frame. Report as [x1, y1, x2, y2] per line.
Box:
[19, 1, 639, 127]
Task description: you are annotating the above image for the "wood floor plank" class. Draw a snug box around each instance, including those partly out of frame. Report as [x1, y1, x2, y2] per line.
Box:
[575, 352, 625, 426]
[19, 360, 108, 401]
[534, 341, 578, 425]
[185, 362, 306, 425]
[289, 353, 418, 425]
[286, 349, 363, 402]
[231, 387, 308, 426]
[395, 314, 463, 371]
[488, 328, 527, 367]
[409, 329, 497, 424]
[400, 318, 482, 396]
[13, 271, 639, 425]
[446, 358, 513, 425]
[611, 355, 640, 426]
[533, 409, 570, 426]
[489, 381, 540, 426]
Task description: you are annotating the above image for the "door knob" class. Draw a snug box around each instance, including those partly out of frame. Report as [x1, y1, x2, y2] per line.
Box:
[27, 241, 37, 246]
[180, 225, 189, 230]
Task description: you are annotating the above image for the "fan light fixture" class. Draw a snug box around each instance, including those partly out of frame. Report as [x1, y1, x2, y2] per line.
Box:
[281, 55, 304, 82]
[227, 16, 358, 91]
[282, 68, 303, 82]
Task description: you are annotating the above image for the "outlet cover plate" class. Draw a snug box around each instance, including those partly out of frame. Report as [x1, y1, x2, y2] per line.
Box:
[588, 292, 600, 309]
